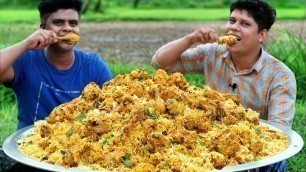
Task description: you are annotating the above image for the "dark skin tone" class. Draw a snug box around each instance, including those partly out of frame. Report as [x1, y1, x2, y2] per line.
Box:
[0, 9, 80, 83]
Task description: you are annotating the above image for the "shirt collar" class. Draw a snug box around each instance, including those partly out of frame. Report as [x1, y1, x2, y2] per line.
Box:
[252, 48, 265, 73]
[222, 47, 265, 74]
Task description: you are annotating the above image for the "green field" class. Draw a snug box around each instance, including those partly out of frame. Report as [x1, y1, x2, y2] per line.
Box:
[0, 8, 305, 23]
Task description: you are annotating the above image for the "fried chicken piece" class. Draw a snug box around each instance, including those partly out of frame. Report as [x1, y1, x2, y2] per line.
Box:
[152, 69, 169, 85]
[167, 72, 189, 90]
[34, 120, 52, 138]
[147, 132, 171, 153]
[172, 130, 197, 149]
[211, 152, 228, 169]
[57, 33, 80, 43]
[123, 103, 146, 134]
[148, 152, 163, 166]
[154, 97, 166, 114]
[134, 163, 156, 172]
[143, 119, 158, 136]
[217, 35, 238, 45]
[214, 130, 240, 157]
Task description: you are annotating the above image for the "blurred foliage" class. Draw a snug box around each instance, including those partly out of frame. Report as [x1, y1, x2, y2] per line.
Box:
[1, 8, 304, 24]
[0, 0, 305, 9]
[0, 0, 40, 9]
[287, 99, 306, 172]
[0, 101, 17, 146]
[268, 31, 306, 99]
[0, 85, 14, 104]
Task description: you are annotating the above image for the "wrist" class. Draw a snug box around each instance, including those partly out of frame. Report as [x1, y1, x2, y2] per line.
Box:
[19, 39, 31, 51]
[184, 34, 196, 46]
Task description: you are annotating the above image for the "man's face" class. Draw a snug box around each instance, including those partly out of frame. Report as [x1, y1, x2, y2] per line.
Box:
[43, 9, 80, 50]
[224, 9, 265, 53]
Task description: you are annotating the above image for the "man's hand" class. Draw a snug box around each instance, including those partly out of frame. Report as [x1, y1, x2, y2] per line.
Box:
[187, 27, 218, 45]
[23, 29, 58, 50]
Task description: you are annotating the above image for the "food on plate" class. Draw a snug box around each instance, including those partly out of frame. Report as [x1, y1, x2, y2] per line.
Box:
[18, 69, 289, 171]
[57, 33, 80, 43]
[217, 35, 238, 45]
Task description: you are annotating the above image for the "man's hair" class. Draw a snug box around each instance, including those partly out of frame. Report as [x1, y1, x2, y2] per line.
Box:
[230, 0, 276, 31]
[38, 0, 83, 24]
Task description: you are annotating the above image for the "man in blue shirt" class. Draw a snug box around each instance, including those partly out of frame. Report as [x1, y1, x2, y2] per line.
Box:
[0, 1, 112, 170]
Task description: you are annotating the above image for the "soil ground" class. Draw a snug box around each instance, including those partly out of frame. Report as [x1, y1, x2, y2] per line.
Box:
[76, 20, 306, 64]
[1, 20, 305, 172]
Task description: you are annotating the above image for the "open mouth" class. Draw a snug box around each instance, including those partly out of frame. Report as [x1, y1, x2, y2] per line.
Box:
[229, 35, 240, 46]
[230, 34, 241, 42]
[57, 33, 80, 44]
[59, 40, 75, 44]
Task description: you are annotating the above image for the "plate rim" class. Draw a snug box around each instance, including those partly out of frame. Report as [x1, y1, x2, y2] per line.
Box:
[3, 119, 304, 172]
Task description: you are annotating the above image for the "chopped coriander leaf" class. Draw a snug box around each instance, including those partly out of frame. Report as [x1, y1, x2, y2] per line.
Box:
[76, 114, 86, 121]
[121, 153, 131, 168]
[102, 139, 108, 145]
[168, 99, 174, 103]
[67, 130, 73, 137]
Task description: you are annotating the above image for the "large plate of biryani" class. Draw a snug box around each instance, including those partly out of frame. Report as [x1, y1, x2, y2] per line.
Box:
[3, 69, 304, 172]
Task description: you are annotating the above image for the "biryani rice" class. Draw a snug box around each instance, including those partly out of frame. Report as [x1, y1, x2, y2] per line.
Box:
[18, 69, 289, 171]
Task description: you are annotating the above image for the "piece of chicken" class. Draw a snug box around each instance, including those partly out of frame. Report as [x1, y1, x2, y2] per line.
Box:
[217, 35, 238, 45]
[57, 33, 80, 43]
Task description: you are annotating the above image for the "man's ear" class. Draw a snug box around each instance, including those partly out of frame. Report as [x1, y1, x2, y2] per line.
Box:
[40, 23, 46, 29]
[258, 29, 267, 44]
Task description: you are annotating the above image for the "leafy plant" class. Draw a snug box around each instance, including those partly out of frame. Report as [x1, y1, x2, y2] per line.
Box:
[0, 85, 15, 104]
[287, 99, 306, 172]
[268, 31, 306, 98]
[0, 102, 17, 145]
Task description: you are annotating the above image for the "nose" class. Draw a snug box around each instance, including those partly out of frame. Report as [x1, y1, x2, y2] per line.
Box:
[230, 23, 239, 31]
[62, 22, 73, 32]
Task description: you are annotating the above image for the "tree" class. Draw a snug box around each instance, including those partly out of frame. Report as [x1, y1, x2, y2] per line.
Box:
[133, 0, 141, 9]
[94, 0, 102, 12]
[81, 0, 103, 14]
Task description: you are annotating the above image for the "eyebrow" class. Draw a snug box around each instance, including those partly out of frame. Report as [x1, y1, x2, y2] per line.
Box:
[52, 19, 79, 22]
[229, 16, 252, 23]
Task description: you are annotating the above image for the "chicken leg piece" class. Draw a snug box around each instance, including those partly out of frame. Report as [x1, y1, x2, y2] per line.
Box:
[57, 33, 80, 44]
[217, 35, 238, 45]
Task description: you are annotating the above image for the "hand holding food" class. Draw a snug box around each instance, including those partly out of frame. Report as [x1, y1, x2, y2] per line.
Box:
[57, 33, 80, 44]
[24, 29, 58, 50]
[189, 27, 218, 44]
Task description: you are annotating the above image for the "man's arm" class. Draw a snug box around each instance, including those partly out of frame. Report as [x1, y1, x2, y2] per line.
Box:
[0, 28, 58, 83]
[268, 72, 296, 127]
[151, 27, 218, 68]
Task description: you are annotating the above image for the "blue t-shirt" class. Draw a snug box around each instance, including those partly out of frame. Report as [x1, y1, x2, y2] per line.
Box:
[5, 49, 113, 129]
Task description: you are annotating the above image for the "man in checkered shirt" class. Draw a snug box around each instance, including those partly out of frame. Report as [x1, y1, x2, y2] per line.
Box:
[151, 0, 296, 171]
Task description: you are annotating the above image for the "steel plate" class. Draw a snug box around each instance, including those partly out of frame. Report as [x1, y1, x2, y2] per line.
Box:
[3, 119, 304, 172]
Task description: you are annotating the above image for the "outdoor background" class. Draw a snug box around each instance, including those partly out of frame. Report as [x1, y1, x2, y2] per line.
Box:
[0, 0, 305, 171]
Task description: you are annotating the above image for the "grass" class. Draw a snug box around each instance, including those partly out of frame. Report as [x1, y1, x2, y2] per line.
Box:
[0, 23, 37, 46]
[0, 102, 17, 147]
[0, 8, 305, 23]
[268, 31, 306, 98]
[287, 99, 306, 172]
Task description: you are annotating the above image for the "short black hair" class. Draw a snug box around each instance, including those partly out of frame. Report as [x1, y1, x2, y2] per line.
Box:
[38, 0, 83, 24]
[230, 0, 276, 32]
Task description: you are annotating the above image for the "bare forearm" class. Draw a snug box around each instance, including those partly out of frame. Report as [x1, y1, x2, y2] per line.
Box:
[151, 27, 218, 68]
[152, 35, 193, 67]
[0, 41, 27, 76]
[0, 29, 58, 82]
